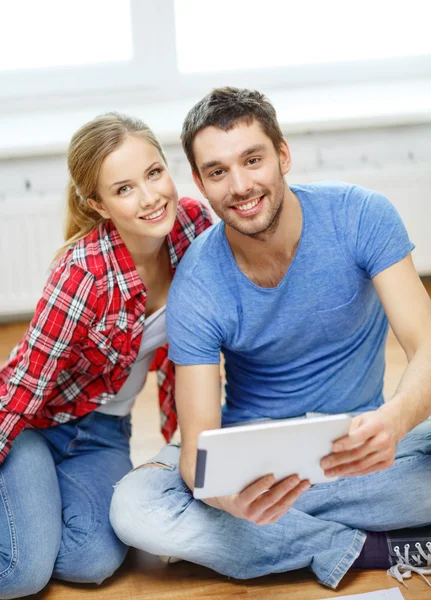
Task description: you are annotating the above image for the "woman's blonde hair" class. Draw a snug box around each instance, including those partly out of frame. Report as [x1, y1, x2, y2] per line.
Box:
[55, 112, 167, 260]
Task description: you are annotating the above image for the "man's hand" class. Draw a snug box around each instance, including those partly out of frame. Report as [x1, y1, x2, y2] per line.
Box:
[320, 409, 402, 478]
[213, 473, 311, 526]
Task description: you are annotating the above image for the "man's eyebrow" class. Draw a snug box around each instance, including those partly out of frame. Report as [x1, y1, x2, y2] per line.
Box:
[200, 145, 267, 172]
[200, 159, 222, 172]
[109, 162, 160, 189]
[240, 144, 266, 157]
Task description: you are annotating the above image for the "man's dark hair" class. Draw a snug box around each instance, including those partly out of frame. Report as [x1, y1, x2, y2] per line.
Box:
[181, 87, 285, 176]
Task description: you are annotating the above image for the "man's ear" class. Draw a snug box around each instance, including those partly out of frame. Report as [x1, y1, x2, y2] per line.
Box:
[279, 139, 292, 176]
[192, 170, 208, 199]
[87, 197, 110, 219]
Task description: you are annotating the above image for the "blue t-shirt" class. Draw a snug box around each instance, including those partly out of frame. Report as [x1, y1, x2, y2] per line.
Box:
[167, 182, 414, 426]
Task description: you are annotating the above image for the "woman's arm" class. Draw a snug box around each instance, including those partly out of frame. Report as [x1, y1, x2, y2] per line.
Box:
[0, 262, 97, 463]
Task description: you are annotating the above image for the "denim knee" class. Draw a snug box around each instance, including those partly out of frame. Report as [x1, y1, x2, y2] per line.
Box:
[0, 558, 53, 599]
[110, 466, 174, 549]
[54, 527, 128, 585]
[110, 460, 193, 559]
[110, 469, 154, 546]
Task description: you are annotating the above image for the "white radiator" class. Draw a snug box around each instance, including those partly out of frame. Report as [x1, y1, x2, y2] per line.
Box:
[0, 193, 64, 318]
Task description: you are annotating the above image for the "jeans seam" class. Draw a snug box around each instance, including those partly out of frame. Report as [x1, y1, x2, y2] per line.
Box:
[120, 415, 132, 439]
[322, 529, 367, 588]
[0, 473, 18, 579]
[54, 466, 101, 560]
[65, 413, 96, 455]
[272, 520, 288, 572]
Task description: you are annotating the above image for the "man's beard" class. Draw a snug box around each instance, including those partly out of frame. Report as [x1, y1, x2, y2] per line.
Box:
[221, 173, 285, 240]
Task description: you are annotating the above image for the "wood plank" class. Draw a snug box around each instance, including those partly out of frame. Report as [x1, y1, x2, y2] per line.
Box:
[31, 562, 430, 599]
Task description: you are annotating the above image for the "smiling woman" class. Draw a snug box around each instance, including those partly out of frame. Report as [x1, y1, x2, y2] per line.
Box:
[87, 135, 179, 257]
[0, 111, 212, 598]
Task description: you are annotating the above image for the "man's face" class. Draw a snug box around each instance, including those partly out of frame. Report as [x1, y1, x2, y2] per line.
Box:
[192, 120, 291, 237]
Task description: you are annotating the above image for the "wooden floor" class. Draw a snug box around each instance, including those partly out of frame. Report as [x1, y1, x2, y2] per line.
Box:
[1, 282, 430, 599]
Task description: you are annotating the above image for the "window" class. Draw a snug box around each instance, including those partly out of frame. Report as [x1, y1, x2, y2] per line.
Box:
[0, 0, 177, 103]
[0, 0, 132, 71]
[1, 0, 430, 108]
[175, 0, 431, 73]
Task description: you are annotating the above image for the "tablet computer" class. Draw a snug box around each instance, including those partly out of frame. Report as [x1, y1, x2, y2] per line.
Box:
[193, 414, 351, 499]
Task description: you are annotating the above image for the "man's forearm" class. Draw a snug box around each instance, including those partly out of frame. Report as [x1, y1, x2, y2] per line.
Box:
[381, 342, 431, 439]
[179, 446, 225, 511]
[179, 446, 196, 491]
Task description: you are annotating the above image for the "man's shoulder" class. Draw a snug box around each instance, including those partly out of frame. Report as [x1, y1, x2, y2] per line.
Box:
[292, 180, 356, 202]
[293, 181, 384, 224]
[175, 220, 224, 279]
[168, 221, 226, 321]
[294, 180, 385, 204]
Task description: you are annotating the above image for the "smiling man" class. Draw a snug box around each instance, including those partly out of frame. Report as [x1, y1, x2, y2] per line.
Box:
[110, 87, 431, 589]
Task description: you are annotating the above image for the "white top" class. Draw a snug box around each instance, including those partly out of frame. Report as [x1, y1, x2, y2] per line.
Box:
[96, 305, 167, 416]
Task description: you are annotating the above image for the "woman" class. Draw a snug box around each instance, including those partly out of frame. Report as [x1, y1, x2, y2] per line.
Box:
[0, 113, 212, 598]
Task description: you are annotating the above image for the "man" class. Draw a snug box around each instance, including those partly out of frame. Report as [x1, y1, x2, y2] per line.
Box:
[110, 88, 431, 589]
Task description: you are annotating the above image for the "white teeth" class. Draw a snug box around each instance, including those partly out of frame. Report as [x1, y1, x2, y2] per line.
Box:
[143, 206, 165, 220]
[236, 197, 260, 211]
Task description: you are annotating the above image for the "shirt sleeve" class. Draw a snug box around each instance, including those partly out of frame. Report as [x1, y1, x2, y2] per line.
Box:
[0, 261, 97, 463]
[344, 186, 415, 278]
[167, 273, 223, 365]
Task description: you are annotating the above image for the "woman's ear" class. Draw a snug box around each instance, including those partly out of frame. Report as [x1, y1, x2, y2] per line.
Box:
[87, 197, 110, 219]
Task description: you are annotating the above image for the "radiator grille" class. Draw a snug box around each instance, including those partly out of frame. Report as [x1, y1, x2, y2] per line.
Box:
[0, 194, 63, 317]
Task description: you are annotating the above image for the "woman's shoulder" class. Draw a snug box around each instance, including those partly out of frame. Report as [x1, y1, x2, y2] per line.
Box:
[176, 197, 213, 233]
[51, 223, 108, 280]
[177, 197, 212, 223]
[168, 198, 213, 260]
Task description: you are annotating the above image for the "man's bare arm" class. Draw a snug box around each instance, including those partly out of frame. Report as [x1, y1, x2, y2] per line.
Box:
[321, 254, 431, 478]
[375, 253, 431, 433]
[175, 363, 222, 491]
[175, 363, 310, 525]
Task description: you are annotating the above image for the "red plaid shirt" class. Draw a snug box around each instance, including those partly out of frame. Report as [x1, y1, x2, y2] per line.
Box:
[0, 198, 212, 464]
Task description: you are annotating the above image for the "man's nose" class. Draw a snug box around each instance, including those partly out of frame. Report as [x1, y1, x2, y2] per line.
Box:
[229, 168, 253, 197]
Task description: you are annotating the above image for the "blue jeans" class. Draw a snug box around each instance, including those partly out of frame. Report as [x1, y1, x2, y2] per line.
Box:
[0, 412, 132, 599]
[110, 419, 431, 589]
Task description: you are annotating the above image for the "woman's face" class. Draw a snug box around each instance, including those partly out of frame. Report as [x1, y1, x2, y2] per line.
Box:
[91, 134, 178, 245]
